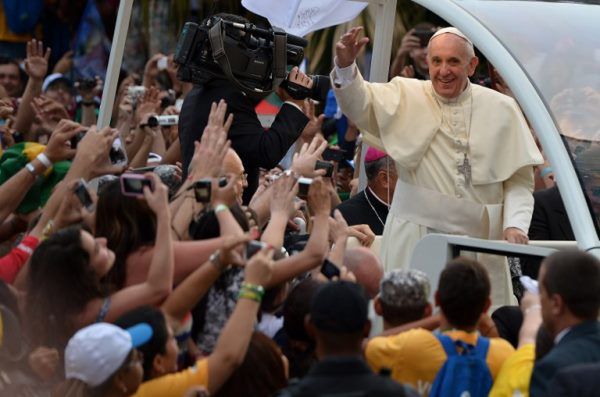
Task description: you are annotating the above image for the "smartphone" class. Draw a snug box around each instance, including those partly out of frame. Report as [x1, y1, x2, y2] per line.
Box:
[413, 29, 435, 47]
[74, 179, 95, 211]
[315, 160, 334, 178]
[109, 137, 128, 166]
[70, 130, 87, 149]
[323, 148, 346, 162]
[157, 56, 168, 71]
[320, 259, 340, 280]
[192, 178, 228, 203]
[246, 240, 267, 259]
[175, 99, 184, 112]
[193, 179, 212, 203]
[297, 177, 313, 200]
[120, 174, 154, 197]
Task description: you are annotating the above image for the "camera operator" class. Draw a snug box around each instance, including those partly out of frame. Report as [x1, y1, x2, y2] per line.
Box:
[179, 15, 312, 204]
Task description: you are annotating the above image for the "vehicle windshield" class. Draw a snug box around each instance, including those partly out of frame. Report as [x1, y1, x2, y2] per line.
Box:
[457, 0, 600, 223]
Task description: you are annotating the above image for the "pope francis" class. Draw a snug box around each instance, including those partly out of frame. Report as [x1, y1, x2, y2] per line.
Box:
[332, 26, 543, 306]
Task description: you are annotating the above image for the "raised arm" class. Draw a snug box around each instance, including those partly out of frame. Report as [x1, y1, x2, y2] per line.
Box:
[14, 39, 51, 139]
[0, 119, 78, 223]
[83, 174, 174, 324]
[206, 245, 275, 394]
[267, 177, 331, 288]
[161, 233, 251, 323]
[261, 173, 298, 249]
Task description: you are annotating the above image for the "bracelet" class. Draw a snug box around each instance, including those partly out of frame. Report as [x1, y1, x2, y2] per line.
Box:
[214, 203, 229, 214]
[36, 153, 52, 169]
[238, 289, 263, 303]
[209, 251, 228, 272]
[41, 219, 54, 241]
[240, 283, 265, 298]
[524, 304, 542, 315]
[540, 167, 553, 178]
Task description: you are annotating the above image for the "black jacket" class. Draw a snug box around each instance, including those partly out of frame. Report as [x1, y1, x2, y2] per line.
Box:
[275, 356, 417, 397]
[335, 188, 388, 235]
[530, 321, 600, 397]
[179, 79, 308, 202]
[548, 362, 600, 397]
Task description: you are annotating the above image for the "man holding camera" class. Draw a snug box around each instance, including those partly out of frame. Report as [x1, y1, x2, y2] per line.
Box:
[332, 26, 543, 306]
[179, 16, 313, 204]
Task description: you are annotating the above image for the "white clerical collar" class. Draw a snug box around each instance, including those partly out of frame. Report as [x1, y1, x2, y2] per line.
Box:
[554, 327, 572, 345]
[367, 187, 390, 208]
[432, 81, 472, 105]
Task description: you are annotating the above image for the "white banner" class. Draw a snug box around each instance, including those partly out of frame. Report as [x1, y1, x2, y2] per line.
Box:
[242, 0, 367, 37]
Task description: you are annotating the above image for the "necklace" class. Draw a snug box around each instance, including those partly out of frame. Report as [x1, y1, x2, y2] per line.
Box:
[364, 189, 387, 228]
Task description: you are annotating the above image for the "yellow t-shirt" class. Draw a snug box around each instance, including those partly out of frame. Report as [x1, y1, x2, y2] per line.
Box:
[489, 343, 535, 397]
[365, 328, 515, 397]
[133, 358, 209, 397]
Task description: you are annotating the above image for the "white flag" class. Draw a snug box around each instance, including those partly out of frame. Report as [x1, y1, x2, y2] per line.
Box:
[242, 0, 367, 37]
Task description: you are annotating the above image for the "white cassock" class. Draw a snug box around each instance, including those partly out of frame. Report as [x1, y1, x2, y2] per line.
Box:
[332, 64, 544, 307]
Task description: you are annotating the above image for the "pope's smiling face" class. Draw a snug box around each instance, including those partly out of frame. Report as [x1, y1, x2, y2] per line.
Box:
[428, 33, 478, 99]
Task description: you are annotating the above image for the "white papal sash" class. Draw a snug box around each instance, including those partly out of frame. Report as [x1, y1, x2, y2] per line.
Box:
[390, 180, 503, 239]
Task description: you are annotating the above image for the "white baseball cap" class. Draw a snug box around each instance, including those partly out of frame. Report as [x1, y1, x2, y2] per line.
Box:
[65, 322, 152, 387]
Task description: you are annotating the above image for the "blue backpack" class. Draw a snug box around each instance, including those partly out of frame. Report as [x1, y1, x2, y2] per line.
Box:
[429, 333, 493, 397]
[2, 0, 44, 34]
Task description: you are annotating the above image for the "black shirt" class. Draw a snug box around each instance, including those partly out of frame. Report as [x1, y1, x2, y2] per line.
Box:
[275, 356, 417, 397]
[335, 188, 389, 235]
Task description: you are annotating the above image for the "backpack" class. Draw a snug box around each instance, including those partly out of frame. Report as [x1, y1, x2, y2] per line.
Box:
[429, 333, 493, 397]
[2, 0, 44, 34]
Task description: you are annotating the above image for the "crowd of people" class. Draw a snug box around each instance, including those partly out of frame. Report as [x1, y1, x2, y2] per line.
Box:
[0, 5, 599, 397]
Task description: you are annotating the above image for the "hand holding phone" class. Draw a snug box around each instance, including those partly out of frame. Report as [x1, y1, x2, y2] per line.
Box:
[74, 179, 95, 211]
[245, 240, 268, 260]
[120, 174, 155, 198]
[315, 160, 334, 178]
[320, 259, 341, 280]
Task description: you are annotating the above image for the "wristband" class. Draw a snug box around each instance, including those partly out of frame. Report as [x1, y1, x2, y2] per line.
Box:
[214, 203, 229, 214]
[25, 162, 37, 176]
[238, 287, 264, 303]
[36, 153, 52, 168]
[540, 166, 553, 178]
[240, 283, 265, 298]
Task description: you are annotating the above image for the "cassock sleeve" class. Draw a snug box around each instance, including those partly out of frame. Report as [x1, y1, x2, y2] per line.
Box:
[503, 165, 535, 233]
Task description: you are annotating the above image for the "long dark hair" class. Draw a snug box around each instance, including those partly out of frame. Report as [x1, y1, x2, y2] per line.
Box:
[214, 332, 287, 397]
[25, 227, 103, 351]
[95, 180, 157, 290]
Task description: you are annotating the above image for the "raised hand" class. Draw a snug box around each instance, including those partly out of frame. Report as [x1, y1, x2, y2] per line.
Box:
[142, 172, 170, 217]
[291, 136, 328, 177]
[135, 86, 160, 125]
[307, 177, 331, 216]
[335, 27, 369, 68]
[243, 245, 275, 287]
[300, 99, 325, 142]
[24, 39, 51, 81]
[269, 173, 299, 218]
[72, 125, 126, 178]
[43, 119, 82, 162]
[189, 100, 232, 179]
[32, 96, 70, 132]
